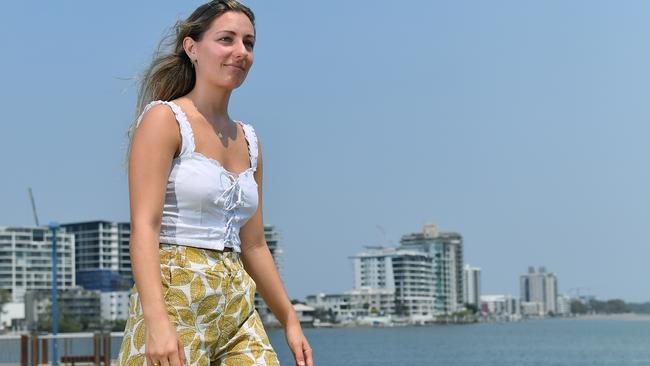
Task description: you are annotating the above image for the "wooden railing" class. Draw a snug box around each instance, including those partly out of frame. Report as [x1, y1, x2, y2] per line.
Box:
[19, 332, 112, 366]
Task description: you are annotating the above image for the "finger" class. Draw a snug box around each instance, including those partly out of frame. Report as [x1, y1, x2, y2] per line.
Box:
[304, 344, 313, 366]
[160, 355, 171, 366]
[177, 338, 187, 366]
[290, 342, 305, 366]
[169, 350, 182, 366]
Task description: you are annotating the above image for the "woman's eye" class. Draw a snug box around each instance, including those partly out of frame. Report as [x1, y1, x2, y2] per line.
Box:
[245, 41, 255, 50]
[219, 37, 233, 42]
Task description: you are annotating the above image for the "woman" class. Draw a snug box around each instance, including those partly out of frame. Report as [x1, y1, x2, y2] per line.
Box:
[118, 1, 313, 366]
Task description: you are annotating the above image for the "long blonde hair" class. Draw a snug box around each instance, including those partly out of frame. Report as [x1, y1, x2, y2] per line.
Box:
[124, 0, 255, 163]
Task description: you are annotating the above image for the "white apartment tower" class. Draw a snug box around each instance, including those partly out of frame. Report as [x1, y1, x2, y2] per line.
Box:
[351, 246, 435, 318]
[60, 221, 132, 291]
[520, 266, 558, 315]
[0, 226, 76, 302]
[463, 264, 481, 306]
[399, 224, 465, 313]
[352, 246, 396, 289]
[254, 225, 284, 325]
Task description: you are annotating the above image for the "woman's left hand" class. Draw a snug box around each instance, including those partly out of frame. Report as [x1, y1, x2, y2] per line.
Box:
[284, 321, 313, 366]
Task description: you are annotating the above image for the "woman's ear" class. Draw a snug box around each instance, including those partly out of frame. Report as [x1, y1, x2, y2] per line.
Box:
[182, 36, 197, 63]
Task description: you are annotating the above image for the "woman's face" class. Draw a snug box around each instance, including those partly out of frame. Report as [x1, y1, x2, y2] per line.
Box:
[190, 11, 255, 90]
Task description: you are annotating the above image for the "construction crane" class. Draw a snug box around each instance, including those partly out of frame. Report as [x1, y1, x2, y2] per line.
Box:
[27, 187, 60, 366]
[568, 287, 594, 300]
[28, 187, 39, 226]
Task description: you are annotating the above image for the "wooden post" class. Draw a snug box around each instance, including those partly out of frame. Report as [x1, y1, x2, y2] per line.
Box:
[30, 334, 38, 366]
[93, 332, 101, 366]
[20, 335, 28, 366]
[103, 332, 111, 366]
[41, 338, 48, 365]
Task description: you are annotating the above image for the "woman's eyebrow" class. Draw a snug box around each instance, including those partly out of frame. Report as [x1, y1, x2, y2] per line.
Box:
[215, 30, 255, 39]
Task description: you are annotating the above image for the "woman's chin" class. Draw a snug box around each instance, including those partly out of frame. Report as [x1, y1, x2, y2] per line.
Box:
[211, 79, 246, 91]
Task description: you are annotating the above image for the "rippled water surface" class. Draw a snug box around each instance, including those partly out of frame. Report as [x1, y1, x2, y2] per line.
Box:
[266, 319, 650, 366]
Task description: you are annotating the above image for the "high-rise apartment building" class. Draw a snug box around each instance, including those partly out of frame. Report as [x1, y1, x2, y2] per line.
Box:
[351, 246, 435, 318]
[264, 224, 283, 276]
[391, 250, 435, 317]
[352, 246, 396, 289]
[60, 221, 132, 291]
[463, 264, 481, 306]
[254, 225, 284, 325]
[0, 226, 76, 302]
[519, 266, 558, 315]
[348, 224, 466, 317]
[399, 224, 465, 313]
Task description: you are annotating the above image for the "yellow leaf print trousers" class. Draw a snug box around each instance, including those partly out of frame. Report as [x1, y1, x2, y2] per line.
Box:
[117, 244, 281, 366]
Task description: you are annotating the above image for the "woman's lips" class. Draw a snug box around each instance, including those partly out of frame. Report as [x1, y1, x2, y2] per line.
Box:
[224, 64, 244, 71]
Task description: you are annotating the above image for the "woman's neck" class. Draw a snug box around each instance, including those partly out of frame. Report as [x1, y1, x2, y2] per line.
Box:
[186, 83, 233, 129]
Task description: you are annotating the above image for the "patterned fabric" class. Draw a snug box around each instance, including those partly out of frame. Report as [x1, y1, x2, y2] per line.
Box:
[117, 244, 280, 366]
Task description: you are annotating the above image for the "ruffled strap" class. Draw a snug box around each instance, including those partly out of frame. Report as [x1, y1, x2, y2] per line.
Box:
[237, 122, 259, 172]
[136, 100, 196, 158]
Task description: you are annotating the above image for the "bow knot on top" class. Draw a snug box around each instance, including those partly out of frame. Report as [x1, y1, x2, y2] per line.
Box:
[218, 174, 244, 212]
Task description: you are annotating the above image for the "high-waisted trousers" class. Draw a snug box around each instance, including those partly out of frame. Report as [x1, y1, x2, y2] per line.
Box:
[117, 244, 281, 366]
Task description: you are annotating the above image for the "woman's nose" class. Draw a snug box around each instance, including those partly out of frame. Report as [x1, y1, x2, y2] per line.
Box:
[233, 40, 249, 58]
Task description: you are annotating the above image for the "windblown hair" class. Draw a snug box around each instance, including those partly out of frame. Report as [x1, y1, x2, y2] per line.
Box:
[124, 0, 255, 163]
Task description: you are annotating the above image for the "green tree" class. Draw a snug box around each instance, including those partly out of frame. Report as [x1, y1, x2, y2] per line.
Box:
[111, 319, 128, 331]
[464, 303, 479, 314]
[570, 300, 588, 314]
[327, 308, 336, 323]
[394, 299, 408, 316]
[588, 299, 629, 314]
[37, 317, 83, 332]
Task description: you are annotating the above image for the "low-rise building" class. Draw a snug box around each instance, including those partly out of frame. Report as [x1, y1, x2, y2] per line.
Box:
[305, 292, 353, 323]
[0, 302, 25, 331]
[480, 294, 520, 316]
[100, 291, 131, 321]
[24, 287, 101, 330]
[556, 294, 571, 316]
[293, 303, 315, 327]
[520, 301, 545, 317]
[306, 288, 396, 323]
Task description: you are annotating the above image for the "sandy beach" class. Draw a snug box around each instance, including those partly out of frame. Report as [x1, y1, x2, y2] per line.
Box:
[573, 313, 650, 321]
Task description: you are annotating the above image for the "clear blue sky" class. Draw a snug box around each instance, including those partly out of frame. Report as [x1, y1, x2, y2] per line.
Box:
[2, 1, 649, 302]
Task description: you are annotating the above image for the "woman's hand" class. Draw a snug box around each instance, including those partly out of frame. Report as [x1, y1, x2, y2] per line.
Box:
[145, 318, 186, 366]
[284, 321, 313, 366]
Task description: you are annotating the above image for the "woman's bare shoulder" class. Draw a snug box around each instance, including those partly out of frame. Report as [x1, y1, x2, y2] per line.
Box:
[133, 104, 181, 155]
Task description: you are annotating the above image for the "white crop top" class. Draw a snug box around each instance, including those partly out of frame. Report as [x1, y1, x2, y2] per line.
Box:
[135, 100, 259, 253]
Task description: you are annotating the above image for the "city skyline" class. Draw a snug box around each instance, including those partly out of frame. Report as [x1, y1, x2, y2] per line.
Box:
[2, 1, 650, 302]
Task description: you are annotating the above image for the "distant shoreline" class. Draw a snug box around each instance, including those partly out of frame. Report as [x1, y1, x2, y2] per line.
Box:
[571, 313, 650, 321]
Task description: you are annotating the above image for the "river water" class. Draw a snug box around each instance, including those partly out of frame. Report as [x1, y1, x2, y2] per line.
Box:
[2, 319, 648, 365]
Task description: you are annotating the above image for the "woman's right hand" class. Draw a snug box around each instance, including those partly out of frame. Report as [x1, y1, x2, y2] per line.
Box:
[145, 318, 187, 366]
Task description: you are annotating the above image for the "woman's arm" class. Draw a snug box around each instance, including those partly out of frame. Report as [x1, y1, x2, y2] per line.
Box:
[240, 139, 313, 366]
[128, 105, 186, 366]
